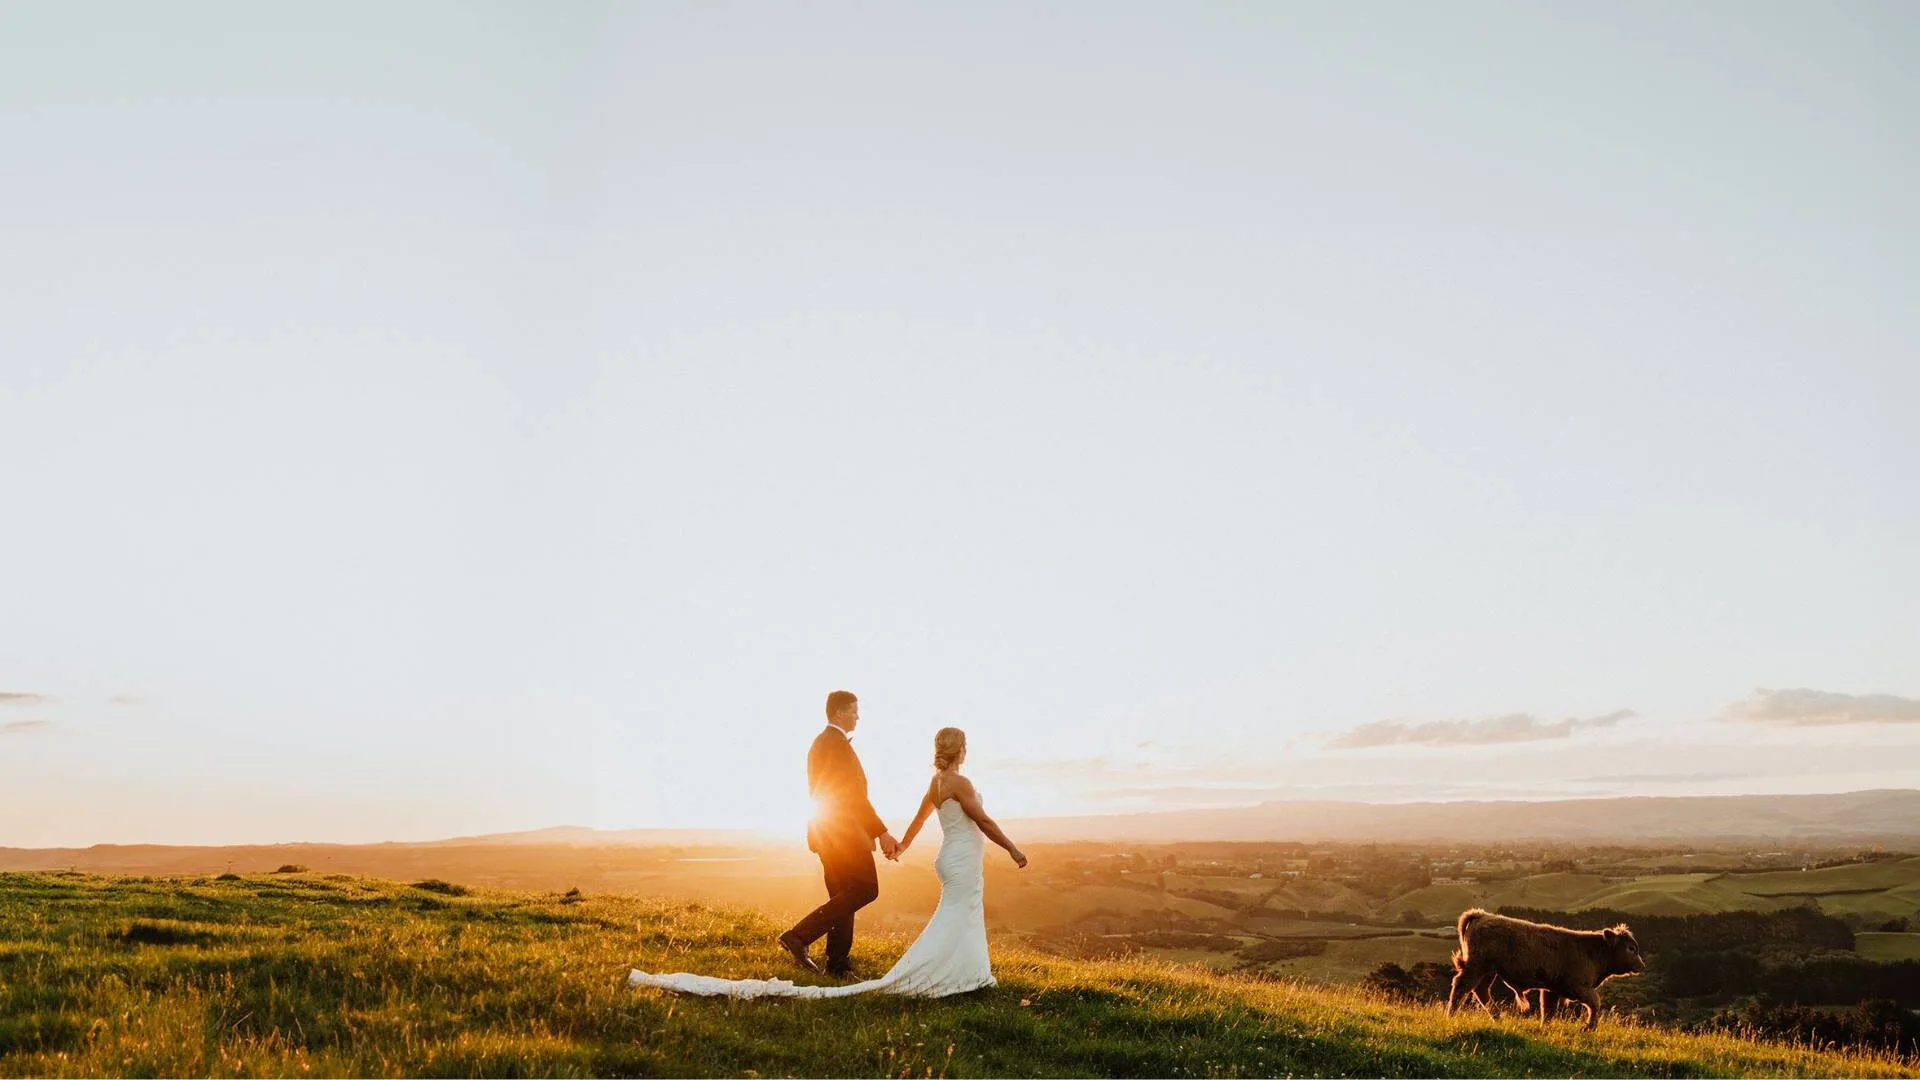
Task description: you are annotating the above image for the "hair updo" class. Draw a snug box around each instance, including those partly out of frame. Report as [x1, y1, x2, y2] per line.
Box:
[933, 727, 967, 771]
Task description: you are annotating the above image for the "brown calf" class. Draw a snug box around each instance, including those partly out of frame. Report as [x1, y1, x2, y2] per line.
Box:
[1446, 908, 1645, 1029]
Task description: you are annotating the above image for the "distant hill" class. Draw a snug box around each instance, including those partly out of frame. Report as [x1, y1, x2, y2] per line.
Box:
[1004, 789, 1920, 844]
[422, 824, 762, 846]
[8, 793, 1919, 867]
[0, 827, 769, 876]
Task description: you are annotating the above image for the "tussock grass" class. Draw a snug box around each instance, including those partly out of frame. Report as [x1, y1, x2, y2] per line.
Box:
[0, 871, 1911, 1078]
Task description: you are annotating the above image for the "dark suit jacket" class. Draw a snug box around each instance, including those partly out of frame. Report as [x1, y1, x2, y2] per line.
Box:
[806, 726, 887, 854]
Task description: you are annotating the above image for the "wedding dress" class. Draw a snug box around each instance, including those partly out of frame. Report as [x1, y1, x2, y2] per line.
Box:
[629, 798, 995, 999]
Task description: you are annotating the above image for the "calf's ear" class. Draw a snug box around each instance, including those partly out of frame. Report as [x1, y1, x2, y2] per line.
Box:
[1602, 928, 1617, 943]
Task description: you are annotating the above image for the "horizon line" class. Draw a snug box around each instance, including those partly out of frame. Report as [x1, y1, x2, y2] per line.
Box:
[8, 786, 1917, 852]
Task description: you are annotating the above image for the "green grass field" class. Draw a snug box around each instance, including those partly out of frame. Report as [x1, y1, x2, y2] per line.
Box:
[1856, 932, 1920, 962]
[1390, 858, 1920, 923]
[2, 872, 1914, 1077]
[1253, 935, 1458, 985]
[1734, 859, 1920, 896]
[1236, 917, 1423, 939]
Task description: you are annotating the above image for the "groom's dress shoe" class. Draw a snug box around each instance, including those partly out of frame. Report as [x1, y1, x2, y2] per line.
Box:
[777, 931, 821, 974]
[825, 963, 861, 980]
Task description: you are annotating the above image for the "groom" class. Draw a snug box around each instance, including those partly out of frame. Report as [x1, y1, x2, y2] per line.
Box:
[778, 689, 899, 977]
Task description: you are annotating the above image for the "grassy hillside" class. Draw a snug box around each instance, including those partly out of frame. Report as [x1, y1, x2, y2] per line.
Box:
[1, 872, 1913, 1078]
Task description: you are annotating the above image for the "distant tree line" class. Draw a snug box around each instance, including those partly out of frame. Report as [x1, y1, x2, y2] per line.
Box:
[1497, 906, 1855, 955]
[1361, 961, 1454, 1003]
[1705, 997, 1919, 1058]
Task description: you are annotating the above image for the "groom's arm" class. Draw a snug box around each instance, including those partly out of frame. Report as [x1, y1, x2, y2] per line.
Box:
[814, 736, 888, 841]
[842, 741, 889, 840]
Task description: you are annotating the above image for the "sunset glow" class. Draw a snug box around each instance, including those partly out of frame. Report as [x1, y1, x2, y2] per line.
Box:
[2, 2, 1913, 849]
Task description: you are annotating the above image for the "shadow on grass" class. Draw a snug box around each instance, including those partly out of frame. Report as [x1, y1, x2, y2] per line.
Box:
[117, 920, 238, 947]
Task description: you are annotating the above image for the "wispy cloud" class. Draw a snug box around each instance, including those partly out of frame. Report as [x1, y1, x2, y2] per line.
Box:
[1723, 688, 1920, 727]
[0, 691, 56, 707]
[1571, 770, 1755, 786]
[2, 719, 53, 735]
[987, 752, 1282, 788]
[1081, 780, 1577, 807]
[108, 694, 147, 706]
[1326, 710, 1634, 749]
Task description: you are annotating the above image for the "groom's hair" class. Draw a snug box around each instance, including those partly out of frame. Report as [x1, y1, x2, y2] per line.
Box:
[825, 690, 857, 718]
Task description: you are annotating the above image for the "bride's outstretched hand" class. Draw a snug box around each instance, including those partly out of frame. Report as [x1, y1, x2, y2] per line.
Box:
[1010, 848, 1028, 869]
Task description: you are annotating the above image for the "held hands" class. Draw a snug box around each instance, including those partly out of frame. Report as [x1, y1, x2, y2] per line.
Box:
[1010, 848, 1028, 869]
[879, 832, 901, 861]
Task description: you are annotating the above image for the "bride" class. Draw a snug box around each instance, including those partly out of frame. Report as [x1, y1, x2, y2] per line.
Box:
[628, 727, 1028, 999]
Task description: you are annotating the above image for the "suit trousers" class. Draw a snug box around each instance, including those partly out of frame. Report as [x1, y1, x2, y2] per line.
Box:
[787, 840, 879, 968]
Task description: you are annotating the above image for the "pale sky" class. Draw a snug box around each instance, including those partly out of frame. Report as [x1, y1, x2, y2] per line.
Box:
[2, 1, 1916, 847]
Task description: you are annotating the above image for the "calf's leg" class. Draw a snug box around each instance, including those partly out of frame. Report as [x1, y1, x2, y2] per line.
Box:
[1571, 987, 1602, 1030]
[1470, 971, 1503, 1016]
[1448, 961, 1491, 1015]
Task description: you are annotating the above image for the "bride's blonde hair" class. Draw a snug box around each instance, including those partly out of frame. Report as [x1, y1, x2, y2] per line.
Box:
[933, 727, 966, 771]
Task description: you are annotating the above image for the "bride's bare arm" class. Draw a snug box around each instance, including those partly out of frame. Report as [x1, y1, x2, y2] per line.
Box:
[895, 779, 940, 855]
[949, 776, 1028, 868]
